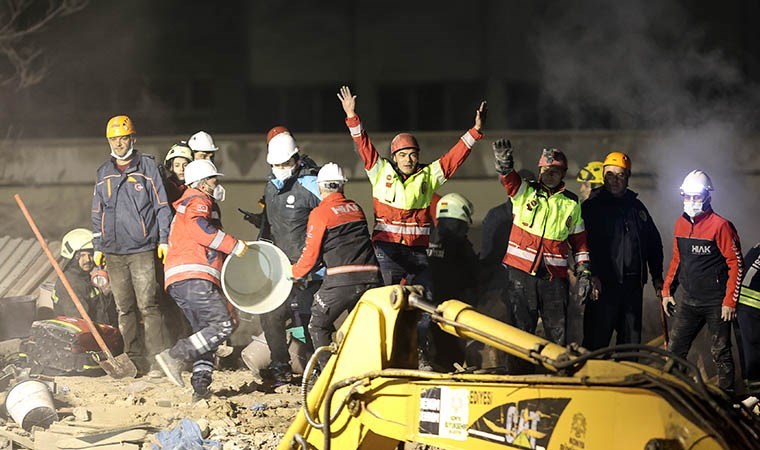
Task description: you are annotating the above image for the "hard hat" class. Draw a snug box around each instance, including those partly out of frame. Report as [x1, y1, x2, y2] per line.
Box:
[105, 115, 135, 138]
[603, 151, 632, 172]
[680, 170, 714, 195]
[164, 141, 193, 166]
[537, 148, 568, 170]
[576, 161, 604, 184]
[436, 193, 474, 224]
[390, 133, 419, 155]
[61, 228, 94, 259]
[317, 162, 347, 183]
[188, 131, 219, 152]
[185, 159, 224, 185]
[267, 130, 299, 165]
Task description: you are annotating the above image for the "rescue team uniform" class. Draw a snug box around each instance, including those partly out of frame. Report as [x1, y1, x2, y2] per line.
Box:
[738, 244, 760, 392]
[259, 161, 322, 369]
[500, 171, 589, 347]
[345, 115, 482, 291]
[163, 187, 241, 392]
[292, 192, 381, 367]
[92, 151, 171, 367]
[52, 264, 117, 326]
[581, 188, 663, 350]
[662, 208, 743, 394]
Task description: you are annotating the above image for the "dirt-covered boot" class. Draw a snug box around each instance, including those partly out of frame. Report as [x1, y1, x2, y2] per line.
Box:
[155, 349, 185, 387]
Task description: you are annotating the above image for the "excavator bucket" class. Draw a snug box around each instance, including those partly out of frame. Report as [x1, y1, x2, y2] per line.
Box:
[94, 352, 138, 379]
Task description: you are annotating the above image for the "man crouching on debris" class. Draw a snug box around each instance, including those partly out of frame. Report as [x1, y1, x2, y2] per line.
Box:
[156, 160, 248, 401]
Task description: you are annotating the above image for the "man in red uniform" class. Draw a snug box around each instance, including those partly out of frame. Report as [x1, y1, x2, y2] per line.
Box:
[662, 170, 743, 396]
[337, 85, 486, 294]
[155, 160, 248, 401]
[291, 163, 382, 369]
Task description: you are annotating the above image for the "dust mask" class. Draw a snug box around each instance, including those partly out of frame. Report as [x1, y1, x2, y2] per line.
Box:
[683, 200, 704, 217]
[110, 141, 134, 161]
[212, 184, 226, 202]
[272, 166, 295, 181]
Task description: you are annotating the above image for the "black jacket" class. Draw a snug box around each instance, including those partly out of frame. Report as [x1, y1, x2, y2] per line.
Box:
[582, 187, 663, 285]
[428, 218, 479, 304]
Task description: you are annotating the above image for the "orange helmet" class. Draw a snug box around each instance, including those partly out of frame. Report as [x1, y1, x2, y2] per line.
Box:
[266, 126, 290, 144]
[390, 133, 419, 154]
[106, 115, 135, 138]
[603, 151, 632, 172]
[537, 148, 568, 170]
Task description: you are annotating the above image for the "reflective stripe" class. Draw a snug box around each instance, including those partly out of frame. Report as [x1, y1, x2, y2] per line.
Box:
[743, 263, 759, 287]
[543, 256, 568, 267]
[575, 251, 590, 263]
[461, 131, 476, 148]
[177, 204, 187, 214]
[165, 263, 221, 280]
[189, 332, 211, 353]
[739, 287, 760, 310]
[374, 222, 430, 236]
[209, 230, 226, 250]
[326, 264, 380, 276]
[506, 245, 537, 261]
[349, 123, 363, 136]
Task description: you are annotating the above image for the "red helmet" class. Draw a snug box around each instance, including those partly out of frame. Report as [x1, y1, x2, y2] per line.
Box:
[537, 148, 568, 170]
[266, 126, 290, 144]
[390, 133, 419, 154]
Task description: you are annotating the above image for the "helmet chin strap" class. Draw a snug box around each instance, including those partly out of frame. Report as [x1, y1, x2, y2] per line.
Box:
[111, 141, 134, 161]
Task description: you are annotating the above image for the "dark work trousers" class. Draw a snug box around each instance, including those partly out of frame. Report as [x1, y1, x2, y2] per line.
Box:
[506, 266, 569, 374]
[167, 279, 234, 392]
[309, 282, 380, 368]
[107, 251, 164, 370]
[374, 241, 432, 295]
[669, 302, 735, 394]
[582, 277, 644, 350]
[260, 281, 320, 367]
[737, 303, 760, 392]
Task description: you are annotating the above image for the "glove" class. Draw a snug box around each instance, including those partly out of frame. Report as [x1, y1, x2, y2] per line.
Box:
[575, 264, 592, 304]
[492, 138, 514, 175]
[93, 251, 105, 267]
[238, 208, 263, 228]
[232, 240, 249, 257]
[287, 275, 308, 290]
[157, 244, 169, 264]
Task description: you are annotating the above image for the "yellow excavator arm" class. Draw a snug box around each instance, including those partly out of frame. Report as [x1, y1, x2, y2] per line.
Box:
[280, 286, 759, 450]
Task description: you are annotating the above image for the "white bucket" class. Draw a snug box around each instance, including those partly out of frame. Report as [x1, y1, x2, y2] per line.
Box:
[4, 379, 58, 431]
[222, 241, 293, 315]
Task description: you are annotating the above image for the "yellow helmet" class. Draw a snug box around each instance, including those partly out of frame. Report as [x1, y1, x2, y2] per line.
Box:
[576, 161, 604, 184]
[436, 193, 474, 224]
[106, 115, 135, 138]
[61, 228, 94, 259]
[603, 151, 632, 172]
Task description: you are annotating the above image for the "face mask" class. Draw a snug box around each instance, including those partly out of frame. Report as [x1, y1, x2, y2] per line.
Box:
[110, 141, 134, 161]
[272, 166, 295, 181]
[683, 200, 704, 217]
[213, 184, 226, 202]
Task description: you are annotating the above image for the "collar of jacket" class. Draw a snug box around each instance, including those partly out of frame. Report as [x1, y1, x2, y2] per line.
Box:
[109, 150, 141, 173]
[391, 160, 427, 181]
[537, 180, 566, 197]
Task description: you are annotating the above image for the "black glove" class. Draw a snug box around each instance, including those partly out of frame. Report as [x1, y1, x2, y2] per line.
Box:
[576, 264, 592, 304]
[492, 138, 514, 175]
[238, 208, 263, 228]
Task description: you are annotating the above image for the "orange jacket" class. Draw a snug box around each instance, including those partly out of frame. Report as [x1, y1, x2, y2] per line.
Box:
[164, 188, 240, 288]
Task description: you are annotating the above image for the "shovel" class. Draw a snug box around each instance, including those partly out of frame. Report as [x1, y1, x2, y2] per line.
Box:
[15, 194, 137, 379]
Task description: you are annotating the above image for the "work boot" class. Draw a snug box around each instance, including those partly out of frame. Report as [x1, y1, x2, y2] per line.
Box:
[260, 362, 292, 388]
[192, 386, 212, 403]
[155, 350, 185, 388]
[191, 371, 212, 403]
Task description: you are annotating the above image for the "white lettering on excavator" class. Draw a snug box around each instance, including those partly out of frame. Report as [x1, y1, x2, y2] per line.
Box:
[505, 405, 541, 449]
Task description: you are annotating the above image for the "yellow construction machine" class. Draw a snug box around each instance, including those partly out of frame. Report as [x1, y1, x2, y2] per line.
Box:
[280, 286, 760, 450]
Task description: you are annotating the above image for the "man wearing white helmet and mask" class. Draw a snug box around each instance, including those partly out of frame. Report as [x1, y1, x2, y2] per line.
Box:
[291, 163, 381, 369]
[188, 131, 218, 162]
[662, 170, 743, 397]
[155, 159, 248, 401]
[243, 126, 322, 385]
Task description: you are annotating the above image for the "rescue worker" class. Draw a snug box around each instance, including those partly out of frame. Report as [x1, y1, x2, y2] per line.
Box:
[92, 115, 171, 375]
[52, 228, 117, 326]
[581, 151, 664, 350]
[337, 85, 486, 294]
[250, 126, 322, 385]
[426, 193, 478, 370]
[576, 160, 604, 202]
[662, 170, 743, 396]
[188, 131, 218, 162]
[163, 141, 192, 206]
[737, 243, 760, 397]
[155, 160, 248, 401]
[492, 139, 591, 354]
[290, 163, 382, 369]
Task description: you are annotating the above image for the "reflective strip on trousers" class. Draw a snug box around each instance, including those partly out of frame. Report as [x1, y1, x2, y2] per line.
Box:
[165, 264, 221, 280]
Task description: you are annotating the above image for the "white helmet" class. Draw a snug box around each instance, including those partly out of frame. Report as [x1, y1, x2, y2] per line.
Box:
[436, 193, 474, 224]
[267, 130, 299, 165]
[679, 170, 714, 196]
[61, 228, 94, 259]
[317, 162, 347, 184]
[185, 160, 224, 185]
[188, 131, 219, 152]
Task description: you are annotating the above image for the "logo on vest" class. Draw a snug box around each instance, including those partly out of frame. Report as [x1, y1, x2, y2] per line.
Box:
[691, 244, 712, 255]
[331, 203, 359, 215]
